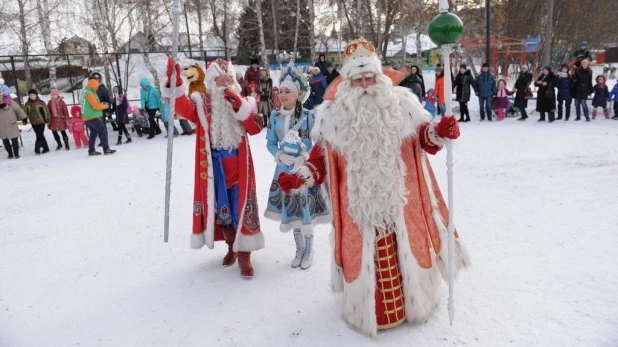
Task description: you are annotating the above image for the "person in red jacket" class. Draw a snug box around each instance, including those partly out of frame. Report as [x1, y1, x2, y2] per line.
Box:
[244, 59, 261, 86]
[161, 58, 264, 279]
[47, 89, 71, 150]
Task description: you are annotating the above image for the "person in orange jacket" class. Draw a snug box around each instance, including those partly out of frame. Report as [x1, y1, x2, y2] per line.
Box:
[434, 68, 446, 116]
[80, 77, 116, 155]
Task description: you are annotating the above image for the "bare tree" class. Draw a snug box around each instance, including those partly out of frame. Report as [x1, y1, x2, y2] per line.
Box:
[293, 0, 300, 59]
[541, 0, 554, 66]
[35, 0, 58, 88]
[253, 0, 269, 64]
[186, 0, 207, 59]
[13, 0, 37, 90]
[270, 0, 278, 57]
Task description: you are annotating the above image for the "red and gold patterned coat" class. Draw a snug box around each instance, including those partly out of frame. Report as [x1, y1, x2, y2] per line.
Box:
[162, 81, 264, 252]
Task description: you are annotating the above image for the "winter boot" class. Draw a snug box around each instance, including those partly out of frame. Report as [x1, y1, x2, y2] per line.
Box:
[125, 134, 132, 144]
[291, 230, 305, 268]
[89, 151, 102, 156]
[237, 252, 254, 279]
[592, 109, 597, 119]
[63, 137, 70, 150]
[55, 141, 63, 151]
[300, 235, 314, 270]
[116, 136, 123, 145]
[222, 229, 237, 267]
[104, 148, 116, 155]
[604, 109, 610, 119]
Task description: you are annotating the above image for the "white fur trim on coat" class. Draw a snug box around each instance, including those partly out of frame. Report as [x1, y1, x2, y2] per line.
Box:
[191, 92, 217, 250]
[159, 79, 188, 99]
[339, 55, 382, 80]
[330, 229, 344, 293]
[234, 232, 265, 253]
[233, 96, 257, 121]
[428, 123, 447, 147]
[190, 232, 206, 249]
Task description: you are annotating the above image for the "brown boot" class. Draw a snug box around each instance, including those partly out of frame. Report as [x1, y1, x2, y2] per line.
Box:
[221, 228, 237, 267]
[237, 252, 254, 279]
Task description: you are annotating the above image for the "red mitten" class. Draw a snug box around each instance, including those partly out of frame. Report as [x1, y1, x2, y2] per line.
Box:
[436, 116, 460, 140]
[277, 172, 305, 194]
[166, 58, 182, 87]
[223, 89, 242, 112]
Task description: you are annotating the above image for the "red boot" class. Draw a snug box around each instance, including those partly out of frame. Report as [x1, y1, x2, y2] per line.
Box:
[221, 228, 237, 267]
[592, 109, 597, 119]
[237, 252, 254, 279]
[604, 109, 610, 119]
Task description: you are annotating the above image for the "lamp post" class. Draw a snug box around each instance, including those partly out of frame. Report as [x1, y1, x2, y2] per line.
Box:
[427, 0, 464, 326]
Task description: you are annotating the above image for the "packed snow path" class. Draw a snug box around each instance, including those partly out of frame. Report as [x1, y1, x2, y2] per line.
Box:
[1, 119, 617, 347]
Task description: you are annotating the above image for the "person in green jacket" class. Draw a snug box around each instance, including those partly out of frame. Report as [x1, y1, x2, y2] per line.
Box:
[23, 89, 51, 154]
[81, 78, 116, 156]
[140, 77, 162, 139]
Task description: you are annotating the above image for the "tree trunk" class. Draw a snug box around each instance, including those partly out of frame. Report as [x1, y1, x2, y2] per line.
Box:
[415, 32, 423, 67]
[255, 1, 268, 65]
[293, 0, 300, 60]
[17, 0, 32, 91]
[195, 1, 205, 60]
[356, 0, 362, 37]
[271, 0, 278, 57]
[377, 0, 382, 57]
[308, 0, 315, 63]
[143, 0, 160, 91]
[36, 0, 56, 89]
[223, 0, 230, 60]
[541, 0, 554, 66]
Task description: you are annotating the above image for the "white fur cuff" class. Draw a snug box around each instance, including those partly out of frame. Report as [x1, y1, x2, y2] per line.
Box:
[428, 123, 448, 147]
[159, 79, 187, 99]
[233, 96, 256, 121]
[190, 232, 206, 249]
[293, 165, 315, 192]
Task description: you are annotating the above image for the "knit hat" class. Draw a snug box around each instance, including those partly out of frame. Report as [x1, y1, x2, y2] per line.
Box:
[0, 78, 4, 85]
[28, 89, 38, 96]
[543, 65, 552, 72]
[279, 61, 310, 103]
[51, 89, 60, 97]
[580, 41, 588, 48]
[90, 72, 102, 80]
[459, 64, 467, 69]
[560, 64, 569, 72]
[250, 58, 259, 65]
[482, 63, 489, 68]
[427, 88, 435, 95]
[339, 39, 382, 80]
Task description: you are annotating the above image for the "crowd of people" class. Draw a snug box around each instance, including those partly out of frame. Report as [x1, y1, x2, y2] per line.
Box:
[0, 72, 193, 160]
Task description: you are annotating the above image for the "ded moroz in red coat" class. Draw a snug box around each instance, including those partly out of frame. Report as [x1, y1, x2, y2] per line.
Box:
[160, 79, 264, 252]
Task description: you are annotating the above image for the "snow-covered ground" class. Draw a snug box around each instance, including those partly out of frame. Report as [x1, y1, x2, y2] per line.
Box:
[1, 105, 618, 346]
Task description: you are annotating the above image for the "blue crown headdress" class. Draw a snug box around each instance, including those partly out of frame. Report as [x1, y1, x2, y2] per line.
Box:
[279, 61, 310, 104]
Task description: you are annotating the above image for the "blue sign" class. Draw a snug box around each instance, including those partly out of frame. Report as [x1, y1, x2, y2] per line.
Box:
[523, 38, 540, 52]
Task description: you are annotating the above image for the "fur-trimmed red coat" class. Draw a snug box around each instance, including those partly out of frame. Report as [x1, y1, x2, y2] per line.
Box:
[161, 80, 264, 252]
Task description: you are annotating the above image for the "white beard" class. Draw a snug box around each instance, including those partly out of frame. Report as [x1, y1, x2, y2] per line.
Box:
[209, 85, 245, 151]
[333, 75, 407, 236]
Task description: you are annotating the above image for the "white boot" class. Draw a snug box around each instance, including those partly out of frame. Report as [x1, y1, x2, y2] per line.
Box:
[291, 230, 304, 268]
[300, 235, 314, 270]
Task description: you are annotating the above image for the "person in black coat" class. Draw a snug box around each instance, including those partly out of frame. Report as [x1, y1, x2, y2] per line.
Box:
[410, 65, 426, 98]
[453, 64, 477, 122]
[315, 54, 329, 76]
[535, 65, 558, 122]
[399, 65, 424, 102]
[571, 59, 594, 121]
[324, 62, 340, 85]
[514, 66, 533, 121]
[556, 64, 573, 120]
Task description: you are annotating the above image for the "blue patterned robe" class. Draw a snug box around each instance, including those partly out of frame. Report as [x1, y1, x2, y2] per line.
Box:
[264, 107, 329, 232]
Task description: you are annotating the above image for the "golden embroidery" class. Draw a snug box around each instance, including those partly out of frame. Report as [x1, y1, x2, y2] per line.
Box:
[200, 160, 208, 168]
[199, 148, 207, 155]
[200, 172, 208, 180]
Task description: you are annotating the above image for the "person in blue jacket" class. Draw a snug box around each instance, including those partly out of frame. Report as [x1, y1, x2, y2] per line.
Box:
[556, 65, 572, 121]
[309, 67, 328, 107]
[475, 63, 497, 121]
[140, 77, 162, 139]
[609, 79, 618, 120]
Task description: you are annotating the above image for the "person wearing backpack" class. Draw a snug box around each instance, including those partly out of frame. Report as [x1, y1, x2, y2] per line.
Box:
[112, 85, 131, 144]
[81, 77, 116, 156]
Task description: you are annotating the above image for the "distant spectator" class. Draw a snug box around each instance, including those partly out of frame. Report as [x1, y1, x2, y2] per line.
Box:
[535, 65, 558, 122]
[131, 107, 150, 137]
[324, 62, 340, 85]
[399, 64, 424, 101]
[81, 78, 116, 155]
[309, 67, 328, 107]
[572, 42, 592, 69]
[272, 86, 281, 111]
[410, 65, 426, 98]
[112, 85, 131, 144]
[434, 68, 446, 116]
[556, 65, 572, 120]
[572, 59, 594, 121]
[609, 78, 618, 120]
[315, 54, 328, 75]
[140, 77, 162, 139]
[23, 89, 50, 154]
[475, 63, 497, 121]
[258, 67, 274, 127]
[90, 72, 117, 131]
[591, 75, 610, 119]
[514, 65, 533, 121]
[160, 97, 179, 137]
[454, 64, 477, 122]
[244, 59, 261, 85]
[236, 71, 249, 97]
[0, 101, 27, 158]
[424, 88, 437, 119]
[69, 105, 89, 149]
[47, 89, 71, 150]
[0, 78, 12, 105]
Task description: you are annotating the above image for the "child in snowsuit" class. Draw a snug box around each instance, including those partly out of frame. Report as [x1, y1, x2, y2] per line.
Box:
[424, 88, 437, 119]
[0, 78, 11, 106]
[591, 75, 610, 119]
[495, 79, 514, 121]
[609, 80, 618, 120]
[132, 107, 150, 137]
[69, 105, 89, 149]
